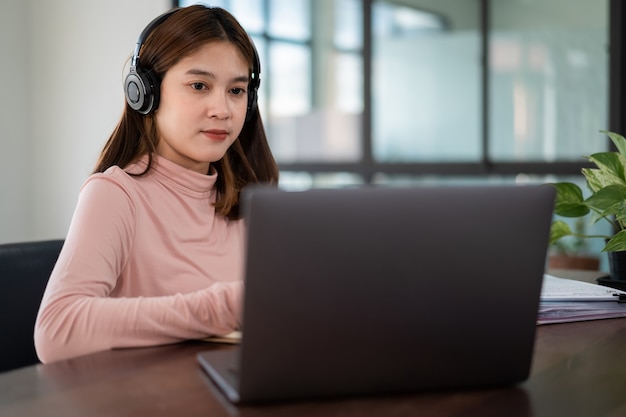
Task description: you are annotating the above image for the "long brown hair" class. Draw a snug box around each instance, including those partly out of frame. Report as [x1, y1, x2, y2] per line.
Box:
[94, 5, 279, 219]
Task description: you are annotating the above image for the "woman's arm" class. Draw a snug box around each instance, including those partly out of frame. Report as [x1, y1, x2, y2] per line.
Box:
[34, 175, 242, 363]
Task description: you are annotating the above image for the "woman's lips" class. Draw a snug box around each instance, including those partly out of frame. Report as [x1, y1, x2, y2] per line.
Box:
[203, 129, 228, 141]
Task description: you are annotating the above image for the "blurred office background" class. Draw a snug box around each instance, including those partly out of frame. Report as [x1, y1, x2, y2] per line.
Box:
[179, 0, 607, 187]
[0, 0, 617, 263]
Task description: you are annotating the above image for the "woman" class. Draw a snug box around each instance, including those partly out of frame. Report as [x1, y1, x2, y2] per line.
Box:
[34, 5, 279, 363]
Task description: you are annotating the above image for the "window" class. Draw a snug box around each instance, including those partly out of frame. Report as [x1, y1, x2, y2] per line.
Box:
[178, 0, 611, 189]
[372, 1, 481, 163]
[489, 0, 608, 162]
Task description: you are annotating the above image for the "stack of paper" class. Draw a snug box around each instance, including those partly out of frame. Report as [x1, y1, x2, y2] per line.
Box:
[203, 331, 242, 344]
[538, 274, 626, 324]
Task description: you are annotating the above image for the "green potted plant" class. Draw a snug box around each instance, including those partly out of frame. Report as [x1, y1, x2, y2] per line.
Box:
[550, 130, 626, 289]
[548, 218, 599, 271]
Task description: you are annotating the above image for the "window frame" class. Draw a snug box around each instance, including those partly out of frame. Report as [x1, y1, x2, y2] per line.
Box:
[176, 0, 619, 182]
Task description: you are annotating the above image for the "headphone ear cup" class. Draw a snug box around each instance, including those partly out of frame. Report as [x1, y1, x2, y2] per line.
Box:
[124, 66, 160, 114]
[246, 87, 258, 122]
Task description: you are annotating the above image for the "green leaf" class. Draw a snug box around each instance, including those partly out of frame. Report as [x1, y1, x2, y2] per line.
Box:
[602, 130, 626, 157]
[603, 229, 626, 252]
[582, 168, 606, 192]
[585, 184, 626, 213]
[551, 182, 589, 217]
[583, 166, 626, 192]
[586, 152, 626, 184]
[550, 220, 573, 244]
[615, 200, 626, 225]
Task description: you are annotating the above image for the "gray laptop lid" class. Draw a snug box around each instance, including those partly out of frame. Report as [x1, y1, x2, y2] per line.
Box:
[198, 184, 555, 403]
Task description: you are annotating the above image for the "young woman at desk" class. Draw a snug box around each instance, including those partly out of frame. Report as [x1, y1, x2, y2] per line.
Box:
[34, 5, 278, 363]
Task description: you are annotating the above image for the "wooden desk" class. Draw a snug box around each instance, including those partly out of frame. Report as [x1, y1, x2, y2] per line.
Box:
[2, 317, 626, 417]
[2, 270, 625, 417]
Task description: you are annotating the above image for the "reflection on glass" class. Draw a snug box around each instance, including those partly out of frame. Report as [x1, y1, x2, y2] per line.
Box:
[489, 0, 608, 161]
[279, 171, 365, 190]
[266, 42, 310, 162]
[334, 0, 362, 50]
[268, 0, 311, 40]
[179, 0, 228, 8]
[229, 0, 264, 32]
[334, 53, 363, 113]
[265, 1, 362, 163]
[372, 0, 481, 162]
[179, 0, 263, 31]
[268, 42, 311, 117]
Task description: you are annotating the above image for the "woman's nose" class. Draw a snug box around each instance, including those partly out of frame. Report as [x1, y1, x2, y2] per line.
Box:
[208, 92, 231, 119]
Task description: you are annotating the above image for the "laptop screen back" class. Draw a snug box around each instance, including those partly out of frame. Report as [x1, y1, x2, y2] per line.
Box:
[208, 185, 555, 403]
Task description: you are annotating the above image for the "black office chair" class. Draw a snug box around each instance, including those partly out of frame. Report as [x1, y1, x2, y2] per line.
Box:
[0, 239, 64, 373]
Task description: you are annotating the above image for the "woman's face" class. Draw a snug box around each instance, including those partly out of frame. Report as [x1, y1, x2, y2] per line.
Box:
[155, 41, 250, 174]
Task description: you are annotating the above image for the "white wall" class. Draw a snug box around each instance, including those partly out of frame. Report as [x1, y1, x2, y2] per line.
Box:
[1, 0, 30, 242]
[0, 0, 170, 244]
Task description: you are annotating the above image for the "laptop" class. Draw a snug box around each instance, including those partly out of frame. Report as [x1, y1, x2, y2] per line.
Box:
[197, 184, 555, 403]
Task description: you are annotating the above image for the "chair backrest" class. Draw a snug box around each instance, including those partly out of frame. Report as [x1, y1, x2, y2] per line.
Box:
[0, 239, 63, 373]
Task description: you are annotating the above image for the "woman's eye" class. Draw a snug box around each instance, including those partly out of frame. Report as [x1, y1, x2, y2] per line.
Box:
[231, 87, 246, 96]
[190, 82, 206, 91]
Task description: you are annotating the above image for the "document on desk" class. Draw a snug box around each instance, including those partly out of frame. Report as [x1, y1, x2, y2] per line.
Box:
[541, 274, 625, 301]
[538, 274, 626, 324]
[202, 331, 242, 344]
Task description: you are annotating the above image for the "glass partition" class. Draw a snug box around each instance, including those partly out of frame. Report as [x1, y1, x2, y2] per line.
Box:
[178, 0, 610, 186]
[371, 0, 481, 162]
[489, 0, 608, 161]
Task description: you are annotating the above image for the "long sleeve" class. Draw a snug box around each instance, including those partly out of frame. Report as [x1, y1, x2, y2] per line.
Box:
[35, 158, 245, 363]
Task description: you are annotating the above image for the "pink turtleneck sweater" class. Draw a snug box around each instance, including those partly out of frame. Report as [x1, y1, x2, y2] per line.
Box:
[34, 155, 245, 363]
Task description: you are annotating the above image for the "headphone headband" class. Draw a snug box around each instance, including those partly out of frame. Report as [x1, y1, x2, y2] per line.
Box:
[131, 9, 179, 69]
[124, 7, 261, 120]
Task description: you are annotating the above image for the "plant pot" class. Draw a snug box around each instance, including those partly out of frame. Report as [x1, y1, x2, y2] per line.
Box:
[548, 255, 600, 271]
[608, 251, 626, 281]
[597, 251, 626, 291]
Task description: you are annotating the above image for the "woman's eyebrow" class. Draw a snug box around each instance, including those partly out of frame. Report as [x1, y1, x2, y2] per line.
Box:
[185, 68, 249, 83]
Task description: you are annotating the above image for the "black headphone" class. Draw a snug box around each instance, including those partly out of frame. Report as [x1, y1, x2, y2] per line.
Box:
[124, 7, 261, 121]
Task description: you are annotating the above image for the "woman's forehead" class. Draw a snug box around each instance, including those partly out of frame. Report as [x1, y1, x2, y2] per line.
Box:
[171, 41, 248, 76]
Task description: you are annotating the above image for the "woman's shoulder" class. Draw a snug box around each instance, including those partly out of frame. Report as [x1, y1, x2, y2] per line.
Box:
[86, 165, 134, 185]
[80, 165, 142, 200]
